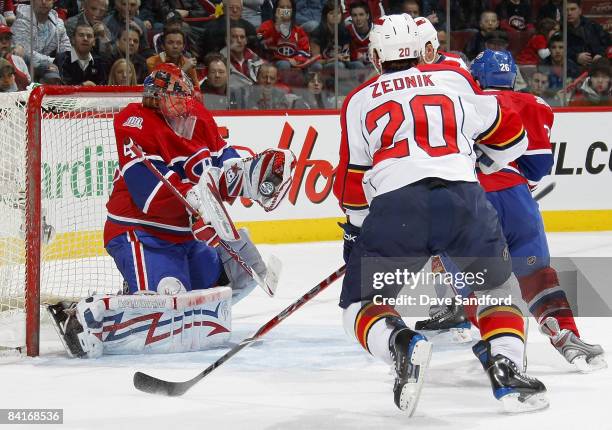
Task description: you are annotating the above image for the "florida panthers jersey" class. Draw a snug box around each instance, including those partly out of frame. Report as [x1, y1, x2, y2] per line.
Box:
[334, 64, 527, 226]
[477, 91, 554, 192]
[436, 51, 468, 70]
[104, 102, 239, 245]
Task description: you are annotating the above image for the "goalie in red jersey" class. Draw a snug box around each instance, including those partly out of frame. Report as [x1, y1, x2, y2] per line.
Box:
[48, 63, 295, 358]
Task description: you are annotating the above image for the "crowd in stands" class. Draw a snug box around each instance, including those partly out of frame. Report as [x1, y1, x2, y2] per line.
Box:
[0, 0, 609, 107]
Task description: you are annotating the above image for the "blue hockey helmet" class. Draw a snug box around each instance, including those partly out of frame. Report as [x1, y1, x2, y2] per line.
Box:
[470, 49, 517, 89]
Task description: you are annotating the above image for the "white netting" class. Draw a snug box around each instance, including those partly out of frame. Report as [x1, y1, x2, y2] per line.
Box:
[0, 89, 141, 350]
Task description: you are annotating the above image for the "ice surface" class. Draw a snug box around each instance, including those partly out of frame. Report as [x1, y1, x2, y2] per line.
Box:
[2, 233, 612, 430]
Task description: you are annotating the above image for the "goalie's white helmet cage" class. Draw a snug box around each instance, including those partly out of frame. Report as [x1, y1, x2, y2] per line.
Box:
[369, 14, 421, 72]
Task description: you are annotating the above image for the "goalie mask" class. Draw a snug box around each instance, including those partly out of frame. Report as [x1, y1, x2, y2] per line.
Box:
[143, 63, 199, 139]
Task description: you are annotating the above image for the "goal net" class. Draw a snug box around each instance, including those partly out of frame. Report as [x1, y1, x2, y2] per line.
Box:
[0, 86, 142, 356]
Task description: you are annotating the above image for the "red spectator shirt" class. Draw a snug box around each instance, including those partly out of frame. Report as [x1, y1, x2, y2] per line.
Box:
[516, 34, 548, 65]
[257, 20, 312, 64]
[346, 22, 371, 62]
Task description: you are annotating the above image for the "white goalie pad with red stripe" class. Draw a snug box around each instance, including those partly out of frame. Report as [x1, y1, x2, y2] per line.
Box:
[74, 287, 232, 357]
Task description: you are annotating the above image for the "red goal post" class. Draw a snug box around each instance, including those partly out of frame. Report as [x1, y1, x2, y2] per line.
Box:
[0, 85, 143, 357]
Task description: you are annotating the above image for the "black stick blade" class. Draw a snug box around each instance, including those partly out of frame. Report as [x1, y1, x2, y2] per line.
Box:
[133, 371, 193, 397]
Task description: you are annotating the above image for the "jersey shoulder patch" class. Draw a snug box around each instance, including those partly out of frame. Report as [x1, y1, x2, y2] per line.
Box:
[123, 116, 144, 129]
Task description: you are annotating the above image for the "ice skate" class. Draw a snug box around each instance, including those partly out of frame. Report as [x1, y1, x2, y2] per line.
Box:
[389, 327, 432, 416]
[473, 340, 549, 413]
[415, 303, 472, 342]
[540, 317, 607, 373]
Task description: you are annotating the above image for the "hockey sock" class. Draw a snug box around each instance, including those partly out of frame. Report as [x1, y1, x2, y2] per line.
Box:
[344, 302, 403, 364]
[478, 304, 525, 368]
[518, 267, 579, 337]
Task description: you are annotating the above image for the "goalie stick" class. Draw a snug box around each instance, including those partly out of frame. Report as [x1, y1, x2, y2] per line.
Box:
[128, 141, 278, 297]
[133, 265, 346, 396]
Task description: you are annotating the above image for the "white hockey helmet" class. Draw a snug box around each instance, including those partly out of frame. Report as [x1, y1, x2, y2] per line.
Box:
[415, 16, 440, 62]
[369, 14, 420, 73]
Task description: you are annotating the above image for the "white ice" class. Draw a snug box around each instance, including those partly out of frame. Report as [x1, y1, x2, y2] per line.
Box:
[2, 232, 612, 430]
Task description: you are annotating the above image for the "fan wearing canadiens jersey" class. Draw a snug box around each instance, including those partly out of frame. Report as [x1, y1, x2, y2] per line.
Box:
[47, 63, 295, 359]
[333, 14, 548, 415]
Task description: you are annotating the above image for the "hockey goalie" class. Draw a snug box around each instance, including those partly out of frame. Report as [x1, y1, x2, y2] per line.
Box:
[48, 63, 295, 358]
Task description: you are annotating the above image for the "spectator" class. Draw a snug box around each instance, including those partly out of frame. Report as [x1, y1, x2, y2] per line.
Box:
[295, 0, 326, 34]
[55, 23, 108, 85]
[521, 70, 552, 99]
[0, 0, 15, 26]
[570, 58, 611, 106]
[153, 11, 193, 55]
[146, 28, 199, 86]
[444, 0, 483, 31]
[544, 32, 582, 80]
[200, 0, 258, 58]
[257, 0, 316, 70]
[294, 70, 334, 108]
[108, 58, 137, 85]
[567, 1, 611, 71]
[200, 53, 228, 96]
[0, 24, 30, 90]
[220, 23, 264, 89]
[0, 58, 16, 92]
[516, 17, 558, 65]
[465, 10, 499, 59]
[65, 0, 112, 55]
[311, 0, 359, 69]
[495, 0, 533, 32]
[437, 29, 447, 51]
[56, 0, 79, 21]
[538, 0, 562, 22]
[245, 62, 291, 109]
[104, 0, 149, 52]
[345, 1, 372, 68]
[12, 0, 72, 82]
[101, 24, 148, 83]
[399, 0, 419, 18]
[200, 53, 242, 109]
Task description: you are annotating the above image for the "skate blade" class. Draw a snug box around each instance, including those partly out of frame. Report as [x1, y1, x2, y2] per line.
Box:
[574, 355, 608, 373]
[450, 327, 472, 344]
[501, 391, 549, 413]
[398, 340, 433, 416]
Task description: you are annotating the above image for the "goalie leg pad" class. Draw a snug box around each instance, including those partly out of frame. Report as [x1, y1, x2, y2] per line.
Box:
[217, 228, 266, 303]
[51, 288, 232, 358]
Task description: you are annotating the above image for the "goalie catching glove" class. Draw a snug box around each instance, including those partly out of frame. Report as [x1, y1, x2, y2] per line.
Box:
[222, 148, 296, 212]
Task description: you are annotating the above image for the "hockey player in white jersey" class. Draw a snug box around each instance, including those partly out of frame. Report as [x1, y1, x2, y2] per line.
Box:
[333, 14, 548, 415]
[415, 16, 468, 69]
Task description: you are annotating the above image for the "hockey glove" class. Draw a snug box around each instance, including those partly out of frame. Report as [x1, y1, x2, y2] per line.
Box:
[475, 146, 504, 175]
[339, 221, 361, 264]
[222, 149, 296, 212]
[190, 216, 220, 247]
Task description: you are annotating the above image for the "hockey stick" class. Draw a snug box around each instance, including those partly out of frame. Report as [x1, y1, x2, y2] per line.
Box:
[533, 182, 555, 202]
[128, 141, 277, 297]
[133, 265, 346, 396]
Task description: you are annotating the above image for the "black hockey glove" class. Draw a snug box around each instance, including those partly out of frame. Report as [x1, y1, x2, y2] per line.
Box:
[339, 221, 361, 264]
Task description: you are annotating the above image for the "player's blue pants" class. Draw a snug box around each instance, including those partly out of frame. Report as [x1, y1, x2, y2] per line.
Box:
[485, 183, 550, 277]
[340, 179, 511, 309]
[105, 230, 222, 294]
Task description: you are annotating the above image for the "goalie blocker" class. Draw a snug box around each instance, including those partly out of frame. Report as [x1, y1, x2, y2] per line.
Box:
[48, 288, 232, 358]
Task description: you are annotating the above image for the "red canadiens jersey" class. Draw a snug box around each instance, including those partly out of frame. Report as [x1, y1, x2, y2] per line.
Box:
[436, 51, 468, 70]
[333, 64, 527, 226]
[477, 91, 554, 192]
[104, 102, 239, 245]
[257, 20, 312, 64]
[346, 23, 371, 62]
